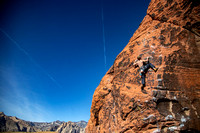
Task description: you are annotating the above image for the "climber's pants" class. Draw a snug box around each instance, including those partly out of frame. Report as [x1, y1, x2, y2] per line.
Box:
[140, 63, 156, 85]
[141, 63, 156, 73]
[141, 73, 146, 85]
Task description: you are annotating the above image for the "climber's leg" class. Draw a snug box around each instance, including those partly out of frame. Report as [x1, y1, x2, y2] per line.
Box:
[141, 73, 146, 90]
[145, 63, 158, 72]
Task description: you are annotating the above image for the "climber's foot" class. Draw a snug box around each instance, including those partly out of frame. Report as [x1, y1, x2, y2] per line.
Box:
[141, 84, 145, 90]
[154, 67, 158, 72]
[141, 85, 147, 94]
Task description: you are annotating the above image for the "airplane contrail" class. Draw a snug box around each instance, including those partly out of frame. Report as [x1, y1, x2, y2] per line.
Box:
[101, 3, 107, 71]
[0, 28, 63, 89]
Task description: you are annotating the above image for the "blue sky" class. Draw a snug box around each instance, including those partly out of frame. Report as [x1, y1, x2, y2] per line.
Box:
[0, 0, 150, 122]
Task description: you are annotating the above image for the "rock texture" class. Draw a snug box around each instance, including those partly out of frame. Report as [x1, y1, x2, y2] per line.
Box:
[86, 0, 200, 132]
[56, 121, 85, 133]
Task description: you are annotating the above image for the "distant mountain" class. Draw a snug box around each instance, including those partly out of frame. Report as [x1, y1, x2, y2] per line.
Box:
[56, 121, 85, 133]
[0, 112, 34, 132]
[31, 120, 63, 131]
[75, 121, 87, 129]
[0, 112, 87, 133]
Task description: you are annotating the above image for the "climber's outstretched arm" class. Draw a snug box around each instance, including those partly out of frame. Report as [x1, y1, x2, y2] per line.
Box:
[133, 61, 139, 68]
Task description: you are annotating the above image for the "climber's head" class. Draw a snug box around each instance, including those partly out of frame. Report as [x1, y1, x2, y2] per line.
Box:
[137, 56, 141, 60]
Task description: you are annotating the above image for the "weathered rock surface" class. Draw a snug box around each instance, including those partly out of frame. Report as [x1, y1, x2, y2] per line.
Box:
[56, 121, 85, 133]
[86, 0, 200, 132]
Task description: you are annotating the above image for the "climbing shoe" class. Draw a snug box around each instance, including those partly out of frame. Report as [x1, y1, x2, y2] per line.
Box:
[141, 84, 145, 90]
[154, 68, 158, 72]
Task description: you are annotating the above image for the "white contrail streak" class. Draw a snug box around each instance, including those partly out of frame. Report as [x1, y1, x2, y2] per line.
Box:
[0, 28, 63, 89]
[101, 4, 107, 71]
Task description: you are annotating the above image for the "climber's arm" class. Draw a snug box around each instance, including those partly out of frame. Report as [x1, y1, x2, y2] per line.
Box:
[133, 60, 139, 68]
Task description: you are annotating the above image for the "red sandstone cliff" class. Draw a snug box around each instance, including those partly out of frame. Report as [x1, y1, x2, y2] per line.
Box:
[86, 0, 200, 132]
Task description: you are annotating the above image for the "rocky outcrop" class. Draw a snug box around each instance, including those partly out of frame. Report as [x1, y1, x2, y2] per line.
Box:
[86, 0, 200, 132]
[56, 121, 85, 133]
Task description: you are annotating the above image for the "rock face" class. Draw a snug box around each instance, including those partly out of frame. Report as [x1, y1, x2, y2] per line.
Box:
[86, 0, 200, 132]
[56, 121, 85, 133]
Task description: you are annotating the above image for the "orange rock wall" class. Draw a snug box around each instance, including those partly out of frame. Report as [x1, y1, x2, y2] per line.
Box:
[86, 0, 200, 132]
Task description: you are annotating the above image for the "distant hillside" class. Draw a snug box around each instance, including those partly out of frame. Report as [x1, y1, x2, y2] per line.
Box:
[75, 121, 87, 129]
[0, 112, 87, 133]
[56, 121, 86, 133]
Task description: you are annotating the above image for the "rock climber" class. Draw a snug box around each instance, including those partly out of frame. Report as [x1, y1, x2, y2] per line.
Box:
[133, 56, 158, 90]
